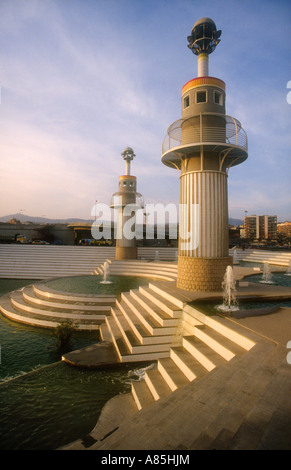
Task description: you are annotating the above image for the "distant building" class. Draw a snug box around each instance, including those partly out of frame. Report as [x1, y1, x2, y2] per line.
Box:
[277, 221, 291, 239]
[244, 215, 277, 240]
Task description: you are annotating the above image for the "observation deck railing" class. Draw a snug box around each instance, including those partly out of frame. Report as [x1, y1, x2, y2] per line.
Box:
[162, 113, 248, 155]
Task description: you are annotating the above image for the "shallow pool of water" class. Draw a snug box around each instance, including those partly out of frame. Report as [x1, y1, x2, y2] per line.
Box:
[0, 278, 152, 450]
[0, 309, 100, 383]
[189, 270, 291, 316]
[190, 298, 291, 316]
[190, 270, 291, 315]
[243, 271, 291, 287]
[44, 274, 149, 297]
[0, 360, 150, 450]
[0, 278, 39, 297]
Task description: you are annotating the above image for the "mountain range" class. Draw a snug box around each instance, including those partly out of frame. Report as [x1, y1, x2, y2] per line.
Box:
[0, 213, 244, 226]
[0, 213, 93, 224]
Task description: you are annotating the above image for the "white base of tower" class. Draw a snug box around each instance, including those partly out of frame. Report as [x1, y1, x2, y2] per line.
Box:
[178, 170, 231, 292]
[179, 170, 229, 258]
[115, 246, 137, 260]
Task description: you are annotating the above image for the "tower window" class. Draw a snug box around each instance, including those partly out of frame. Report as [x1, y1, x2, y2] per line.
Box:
[123, 181, 127, 186]
[196, 90, 207, 103]
[183, 95, 190, 108]
[214, 91, 222, 105]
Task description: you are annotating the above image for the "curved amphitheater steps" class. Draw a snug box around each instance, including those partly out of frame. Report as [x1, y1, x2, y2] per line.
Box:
[242, 250, 291, 267]
[0, 283, 116, 330]
[0, 245, 179, 280]
[0, 244, 115, 279]
[1, 244, 290, 281]
[0, 260, 177, 332]
[0, 255, 178, 335]
[95, 259, 177, 282]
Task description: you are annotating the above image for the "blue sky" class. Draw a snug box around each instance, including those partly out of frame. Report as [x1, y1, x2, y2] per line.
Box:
[0, 0, 290, 222]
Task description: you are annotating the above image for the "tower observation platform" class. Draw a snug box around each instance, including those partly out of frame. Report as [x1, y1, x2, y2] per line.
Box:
[162, 18, 248, 292]
[162, 109, 248, 171]
[162, 78, 248, 172]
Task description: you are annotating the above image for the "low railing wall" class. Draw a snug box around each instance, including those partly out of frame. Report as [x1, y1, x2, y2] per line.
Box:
[162, 113, 248, 154]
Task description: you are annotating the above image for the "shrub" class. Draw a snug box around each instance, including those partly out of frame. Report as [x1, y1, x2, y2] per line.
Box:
[54, 320, 79, 348]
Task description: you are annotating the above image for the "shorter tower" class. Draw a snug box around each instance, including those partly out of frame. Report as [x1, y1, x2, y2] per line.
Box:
[111, 147, 143, 260]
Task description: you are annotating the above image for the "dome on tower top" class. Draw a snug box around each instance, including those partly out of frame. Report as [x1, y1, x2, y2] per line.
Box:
[187, 17, 221, 56]
[121, 146, 135, 156]
[193, 17, 217, 30]
[121, 146, 136, 165]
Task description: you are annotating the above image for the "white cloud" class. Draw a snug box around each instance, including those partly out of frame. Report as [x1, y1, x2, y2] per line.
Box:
[0, 0, 290, 221]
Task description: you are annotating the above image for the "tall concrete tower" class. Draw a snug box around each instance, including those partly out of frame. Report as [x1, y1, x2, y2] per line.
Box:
[111, 146, 143, 260]
[162, 18, 248, 291]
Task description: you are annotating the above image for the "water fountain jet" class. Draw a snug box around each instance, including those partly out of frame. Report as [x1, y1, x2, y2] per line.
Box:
[100, 261, 112, 284]
[217, 265, 239, 312]
[233, 249, 239, 265]
[260, 262, 275, 284]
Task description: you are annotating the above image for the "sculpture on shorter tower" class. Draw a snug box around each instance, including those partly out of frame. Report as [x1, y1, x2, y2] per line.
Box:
[121, 146, 135, 175]
[111, 147, 143, 260]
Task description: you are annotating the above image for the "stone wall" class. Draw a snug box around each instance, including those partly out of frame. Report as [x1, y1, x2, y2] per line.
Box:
[177, 255, 232, 291]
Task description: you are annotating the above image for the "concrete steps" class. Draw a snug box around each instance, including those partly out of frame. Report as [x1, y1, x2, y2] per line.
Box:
[90, 280, 257, 413]
[22, 286, 113, 312]
[127, 285, 257, 413]
[113, 301, 172, 345]
[0, 244, 180, 280]
[138, 247, 178, 261]
[100, 284, 183, 364]
[145, 369, 172, 401]
[157, 357, 190, 391]
[0, 282, 116, 330]
[148, 281, 190, 309]
[33, 283, 116, 305]
[121, 292, 177, 336]
[95, 259, 178, 282]
[110, 308, 170, 355]
[137, 285, 181, 317]
[131, 381, 156, 411]
[170, 346, 208, 381]
[242, 250, 291, 267]
[0, 244, 115, 279]
[3, 244, 289, 282]
[105, 316, 170, 363]
[95, 337, 288, 451]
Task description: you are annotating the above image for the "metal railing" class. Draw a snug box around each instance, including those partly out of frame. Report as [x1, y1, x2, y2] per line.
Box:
[162, 113, 248, 154]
